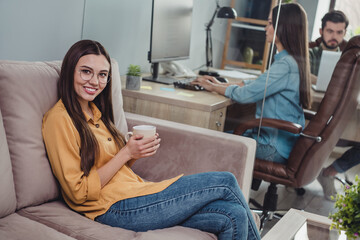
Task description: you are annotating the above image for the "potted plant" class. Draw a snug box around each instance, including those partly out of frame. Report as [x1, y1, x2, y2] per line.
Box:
[126, 64, 142, 90]
[330, 175, 360, 240]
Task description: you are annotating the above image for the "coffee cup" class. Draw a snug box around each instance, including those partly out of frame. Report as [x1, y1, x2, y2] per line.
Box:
[125, 125, 156, 141]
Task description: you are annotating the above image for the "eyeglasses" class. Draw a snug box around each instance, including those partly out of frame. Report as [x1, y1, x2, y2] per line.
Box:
[77, 69, 110, 84]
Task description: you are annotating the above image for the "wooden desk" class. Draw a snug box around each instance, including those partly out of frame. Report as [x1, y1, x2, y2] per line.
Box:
[311, 89, 360, 142]
[122, 75, 360, 142]
[121, 77, 233, 131]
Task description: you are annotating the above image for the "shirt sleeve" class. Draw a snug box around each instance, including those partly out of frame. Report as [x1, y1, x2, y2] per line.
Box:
[42, 110, 101, 204]
[225, 59, 291, 104]
[309, 47, 321, 76]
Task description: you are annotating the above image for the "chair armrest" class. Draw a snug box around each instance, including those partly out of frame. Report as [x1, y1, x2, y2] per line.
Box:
[234, 118, 303, 135]
[303, 109, 316, 120]
[124, 112, 256, 201]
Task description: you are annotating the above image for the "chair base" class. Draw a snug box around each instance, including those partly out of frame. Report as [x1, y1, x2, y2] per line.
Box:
[250, 182, 306, 231]
[250, 199, 288, 232]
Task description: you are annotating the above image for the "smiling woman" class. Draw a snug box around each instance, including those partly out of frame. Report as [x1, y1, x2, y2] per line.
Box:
[41, 39, 261, 240]
[73, 54, 110, 114]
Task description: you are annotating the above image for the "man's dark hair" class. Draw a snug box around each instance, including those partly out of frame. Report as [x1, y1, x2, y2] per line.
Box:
[321, 10, 349, 30]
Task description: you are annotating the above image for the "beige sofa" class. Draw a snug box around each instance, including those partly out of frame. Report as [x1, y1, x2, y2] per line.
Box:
[0, 59, 256, 239]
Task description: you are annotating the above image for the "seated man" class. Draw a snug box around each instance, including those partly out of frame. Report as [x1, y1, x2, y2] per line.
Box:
[310, 11, 355, 201]
[317, 146, 360, 201]
[309, 10, 348, 83]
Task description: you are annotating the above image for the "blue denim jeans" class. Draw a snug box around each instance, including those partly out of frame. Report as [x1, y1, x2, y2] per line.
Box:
[332, 146, 360, 173]
[256, 142, 287, 164]
[242, 130, 286, 164]
[95, 172, 261, 240]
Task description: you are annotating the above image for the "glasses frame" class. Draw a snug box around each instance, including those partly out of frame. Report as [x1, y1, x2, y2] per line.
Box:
[77, 69, 111, 84]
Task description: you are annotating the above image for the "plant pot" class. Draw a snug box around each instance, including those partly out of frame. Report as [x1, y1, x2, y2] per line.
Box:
[126, 75, 142, 90]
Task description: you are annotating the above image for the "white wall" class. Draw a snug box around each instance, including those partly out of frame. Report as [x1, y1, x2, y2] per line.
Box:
[82, 0, 231, 74]
[0, 0, 230, 75]
[0, 0, 323, 74]
[298, 0, 320, 41]
[310, 0, 331, 41]
[0, 0, 84, 61]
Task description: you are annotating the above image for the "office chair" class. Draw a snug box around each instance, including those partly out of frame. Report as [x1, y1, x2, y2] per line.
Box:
[234, 35, 360, 230]
[310, 36, 355, 187]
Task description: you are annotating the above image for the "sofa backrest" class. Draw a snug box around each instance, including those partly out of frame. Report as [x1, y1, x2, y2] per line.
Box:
[0, 59, 127, 211]
[0, 109, 17, 218]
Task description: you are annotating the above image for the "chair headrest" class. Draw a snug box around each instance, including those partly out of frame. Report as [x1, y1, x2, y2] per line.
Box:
[342, 35, 360, 53]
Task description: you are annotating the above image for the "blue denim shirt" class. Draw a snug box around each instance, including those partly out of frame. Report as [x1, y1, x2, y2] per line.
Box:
[225, 50, 305, 159]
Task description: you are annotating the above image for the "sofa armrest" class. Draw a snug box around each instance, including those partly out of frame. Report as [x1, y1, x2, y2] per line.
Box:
[125, 112, 256, 201]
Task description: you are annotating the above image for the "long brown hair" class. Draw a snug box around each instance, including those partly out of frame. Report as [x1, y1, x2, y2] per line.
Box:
[272, 3, 312, 109]
[59, 40, 125, 176]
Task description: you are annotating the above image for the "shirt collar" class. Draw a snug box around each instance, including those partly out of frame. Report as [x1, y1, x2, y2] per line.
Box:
[83, 102, 102, 122]
[274, 49, 289, 60]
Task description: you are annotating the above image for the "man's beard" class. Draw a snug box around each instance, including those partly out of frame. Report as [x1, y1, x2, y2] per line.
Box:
[322, 38, 339, 50]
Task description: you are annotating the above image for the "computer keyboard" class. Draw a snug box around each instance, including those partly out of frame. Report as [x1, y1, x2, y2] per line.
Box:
[173, 79, 205, 91]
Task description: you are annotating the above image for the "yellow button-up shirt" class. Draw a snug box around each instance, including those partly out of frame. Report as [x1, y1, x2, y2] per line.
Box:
[42, 100, 182, 220]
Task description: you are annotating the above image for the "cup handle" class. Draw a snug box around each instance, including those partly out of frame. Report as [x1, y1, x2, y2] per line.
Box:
[125, 132, 133, 142]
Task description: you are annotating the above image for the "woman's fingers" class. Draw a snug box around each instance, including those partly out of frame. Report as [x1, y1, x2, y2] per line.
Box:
[140, 138, 161, 154]
[127, 134, 161, 158]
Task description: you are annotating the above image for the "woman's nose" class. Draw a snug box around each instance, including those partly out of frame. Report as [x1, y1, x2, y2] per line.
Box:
[88, 75, 99, 85]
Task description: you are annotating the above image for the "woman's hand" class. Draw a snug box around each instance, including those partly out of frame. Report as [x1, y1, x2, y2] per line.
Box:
[97, 134, 160, 188]
[123, 133, 161, 161]
[191, 75, 218, 91]
[191, 75, 229, 95]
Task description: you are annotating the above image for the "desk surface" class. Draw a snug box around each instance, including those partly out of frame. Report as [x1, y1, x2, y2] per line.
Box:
[262, 209, 340, 240]
[122, 73, 360, 141]
[121, 77, 233, 112]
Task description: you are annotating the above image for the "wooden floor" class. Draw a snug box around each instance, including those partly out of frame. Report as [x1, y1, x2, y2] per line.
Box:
[249, 146, 360, 237]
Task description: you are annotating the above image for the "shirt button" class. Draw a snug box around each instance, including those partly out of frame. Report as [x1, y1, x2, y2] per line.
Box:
[108, 137, 112, 141]
[95, 124, 100, 128]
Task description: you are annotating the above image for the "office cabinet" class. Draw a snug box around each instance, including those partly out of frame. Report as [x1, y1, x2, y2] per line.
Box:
[221, 0, 277, 72]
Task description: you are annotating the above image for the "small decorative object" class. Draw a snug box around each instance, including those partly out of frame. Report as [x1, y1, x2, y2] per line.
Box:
[126, 64, 142, 90]
[330, 175, 360, 240]
[243, 46, 254, 64]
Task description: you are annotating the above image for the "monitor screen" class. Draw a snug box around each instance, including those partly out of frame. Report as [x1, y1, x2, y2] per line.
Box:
[144, 0, 193, 84]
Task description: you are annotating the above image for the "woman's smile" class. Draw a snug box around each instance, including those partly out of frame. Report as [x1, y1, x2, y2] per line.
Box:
[83, 86, 98, 95]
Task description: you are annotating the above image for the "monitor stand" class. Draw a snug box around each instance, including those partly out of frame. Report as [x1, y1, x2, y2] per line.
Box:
[143, 76, 178, 85]
[143, 63, 177, 85]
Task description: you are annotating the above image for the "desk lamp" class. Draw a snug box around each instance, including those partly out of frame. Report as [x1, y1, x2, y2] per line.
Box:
[200, 0, 237, 76]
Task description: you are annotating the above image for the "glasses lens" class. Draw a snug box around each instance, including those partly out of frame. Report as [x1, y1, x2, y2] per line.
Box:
[79, 69, 110, 84]
[98, 73, 109, 84]
[80, 70, 93, 81]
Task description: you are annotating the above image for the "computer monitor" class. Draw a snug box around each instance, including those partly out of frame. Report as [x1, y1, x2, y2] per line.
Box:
[143, 0, 193, 85]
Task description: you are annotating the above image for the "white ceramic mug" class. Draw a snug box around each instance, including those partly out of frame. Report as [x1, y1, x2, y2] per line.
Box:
[125, 125, 156, 141]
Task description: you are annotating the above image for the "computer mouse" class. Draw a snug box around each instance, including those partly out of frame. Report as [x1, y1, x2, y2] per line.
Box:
[215, 77, 229, 83]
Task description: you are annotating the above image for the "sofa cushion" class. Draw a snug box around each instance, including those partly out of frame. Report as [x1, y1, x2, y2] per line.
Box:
[0, 61, 61, 210]
[110, 59, 128, 135]
[0, 213, 75, 240]
[0, 59, 127, 210]
[0, 109, 16, 218]
[18, 201, 216, 240]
